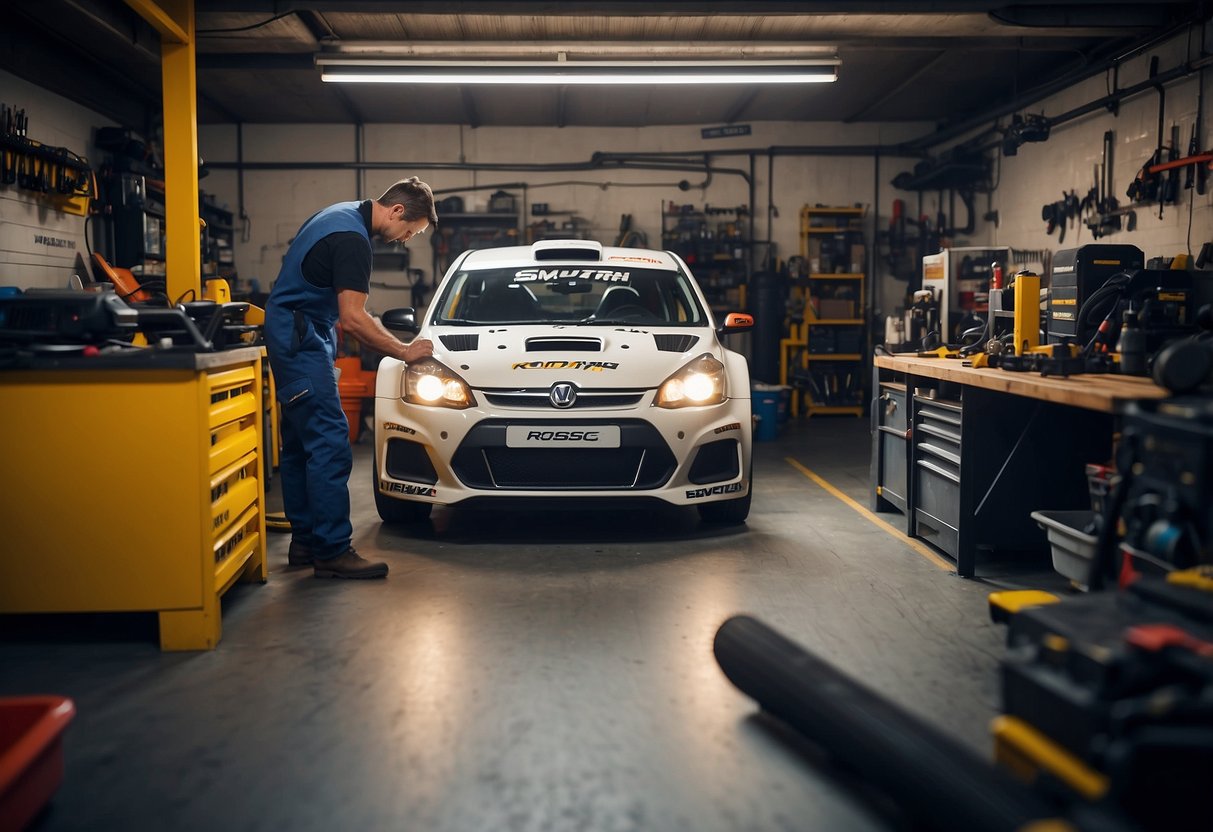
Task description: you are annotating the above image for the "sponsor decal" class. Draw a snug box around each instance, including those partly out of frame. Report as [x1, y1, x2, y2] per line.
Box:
[512, 360, 618, 372]
[714, 422, 742, 434]
[380, 480, 437, 497]
[514, 268, 631, 283]
[382, 421, 417, 434]
[686, 482, 744, 499]
[607, 255, 663, 264]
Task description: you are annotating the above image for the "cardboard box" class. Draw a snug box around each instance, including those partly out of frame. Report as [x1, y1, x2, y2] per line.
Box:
[818, 298, 855, 319]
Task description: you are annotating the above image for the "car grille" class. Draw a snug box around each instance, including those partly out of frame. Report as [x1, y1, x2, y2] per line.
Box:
[481, 389, 645, 409]
[451, 419, 676, 490]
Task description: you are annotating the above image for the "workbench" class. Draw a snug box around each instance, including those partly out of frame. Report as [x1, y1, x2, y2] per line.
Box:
[0, 347, 268, 650]
[870, 353, 1169, 578]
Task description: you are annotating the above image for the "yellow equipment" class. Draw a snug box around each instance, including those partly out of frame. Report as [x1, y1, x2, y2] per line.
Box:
[1012, 270, 1041, 356]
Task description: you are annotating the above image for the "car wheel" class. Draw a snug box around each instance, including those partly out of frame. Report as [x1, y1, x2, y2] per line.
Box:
[696, 470, 752, 525]
[373, 461, 433, 524]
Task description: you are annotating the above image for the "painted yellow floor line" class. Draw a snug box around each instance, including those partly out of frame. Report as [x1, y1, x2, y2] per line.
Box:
[784, 457, 953, 572]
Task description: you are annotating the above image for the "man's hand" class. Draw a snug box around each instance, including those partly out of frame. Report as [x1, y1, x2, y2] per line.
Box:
[337, 289, 435, 363]
[402, 338, 434, 364]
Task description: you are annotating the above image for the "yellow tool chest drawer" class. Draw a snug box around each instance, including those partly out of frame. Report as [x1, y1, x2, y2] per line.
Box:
[0, 347, 268, 650]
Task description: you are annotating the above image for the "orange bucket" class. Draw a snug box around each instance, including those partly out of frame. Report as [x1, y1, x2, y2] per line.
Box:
[336, 358, 375, 443]
[0, 696, 76, 831]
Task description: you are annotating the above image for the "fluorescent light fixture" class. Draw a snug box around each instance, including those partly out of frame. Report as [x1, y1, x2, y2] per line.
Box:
[317, 59, 838, 86]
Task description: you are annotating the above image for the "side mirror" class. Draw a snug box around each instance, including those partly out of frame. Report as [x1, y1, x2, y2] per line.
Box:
[718, 311, 754, 335]
[381, 307, 418, 333]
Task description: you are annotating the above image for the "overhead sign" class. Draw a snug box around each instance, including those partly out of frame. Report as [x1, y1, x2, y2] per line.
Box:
[701, 125, 752, 140]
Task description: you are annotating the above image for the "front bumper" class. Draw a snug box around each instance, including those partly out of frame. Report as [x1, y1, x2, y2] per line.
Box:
[374, 390, 751, 508]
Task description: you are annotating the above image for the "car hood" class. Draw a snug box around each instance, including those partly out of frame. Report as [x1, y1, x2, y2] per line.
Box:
[423, 324, 718, 389]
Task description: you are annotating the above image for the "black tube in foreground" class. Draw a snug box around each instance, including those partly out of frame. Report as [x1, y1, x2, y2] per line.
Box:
[713, 615, 1075, 832]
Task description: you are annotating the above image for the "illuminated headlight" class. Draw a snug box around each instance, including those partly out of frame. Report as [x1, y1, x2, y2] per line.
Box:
[655, 353, 727, 408]
[403, 358, 475, 409]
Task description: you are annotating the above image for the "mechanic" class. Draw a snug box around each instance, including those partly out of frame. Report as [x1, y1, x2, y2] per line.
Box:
[265, 177, 437, 579]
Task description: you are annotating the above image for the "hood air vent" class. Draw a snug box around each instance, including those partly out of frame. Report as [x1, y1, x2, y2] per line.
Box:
[653, 334, 700, 352]
[526, 337, 603, 352]
[439, 334, 480, 351]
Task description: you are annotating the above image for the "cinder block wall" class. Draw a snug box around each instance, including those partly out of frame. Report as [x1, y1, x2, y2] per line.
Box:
[0, 70, 115, 289]
[199, 121, 928, 316]
[989, 31, 1212, 262]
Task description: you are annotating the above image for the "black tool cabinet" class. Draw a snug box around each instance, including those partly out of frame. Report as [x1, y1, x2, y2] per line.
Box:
[869, 378, 910, 525]
[913, 395, 963, 559]
[871, 356, 1130, 578]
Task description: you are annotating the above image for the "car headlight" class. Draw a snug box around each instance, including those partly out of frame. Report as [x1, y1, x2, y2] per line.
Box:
[655, 353, 727, 408]
[403, 358, 476, 409]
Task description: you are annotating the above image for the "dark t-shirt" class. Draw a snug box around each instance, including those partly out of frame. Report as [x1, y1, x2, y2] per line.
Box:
[301, 200, 373, 293]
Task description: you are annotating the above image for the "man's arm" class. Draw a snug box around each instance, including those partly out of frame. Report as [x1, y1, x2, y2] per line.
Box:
[337, 288, 434, 363]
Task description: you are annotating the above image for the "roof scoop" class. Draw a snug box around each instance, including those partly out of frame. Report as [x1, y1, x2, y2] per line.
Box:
[531, 239, 603, 261]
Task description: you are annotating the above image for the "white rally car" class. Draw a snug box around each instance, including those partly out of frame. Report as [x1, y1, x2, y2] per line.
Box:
[373, 239, 754, 525]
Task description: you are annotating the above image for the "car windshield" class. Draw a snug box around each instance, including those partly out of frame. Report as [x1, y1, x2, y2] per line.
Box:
[430, 265, 708, 326]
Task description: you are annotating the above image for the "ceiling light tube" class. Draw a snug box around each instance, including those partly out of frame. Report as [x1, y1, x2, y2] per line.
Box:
[317, 59, 838, 85]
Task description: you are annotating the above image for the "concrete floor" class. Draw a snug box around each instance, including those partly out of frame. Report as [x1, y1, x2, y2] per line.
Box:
[2, 418, 1056, 831]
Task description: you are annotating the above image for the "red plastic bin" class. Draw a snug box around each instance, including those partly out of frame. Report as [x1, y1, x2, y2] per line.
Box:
[0, 697, 75, 832]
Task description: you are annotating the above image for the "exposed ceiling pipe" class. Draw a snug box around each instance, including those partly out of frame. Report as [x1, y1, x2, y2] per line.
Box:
[204, 156, 750, 185]
[963, 51, 1212, 155]
[906, 10, 1210, 150]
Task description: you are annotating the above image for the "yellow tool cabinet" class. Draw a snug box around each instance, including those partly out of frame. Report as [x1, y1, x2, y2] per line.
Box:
[0, 347, 267, 650]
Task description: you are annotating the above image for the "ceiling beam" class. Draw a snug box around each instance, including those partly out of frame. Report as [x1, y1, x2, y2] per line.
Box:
[294, 10, 361, 121]
[193, 1, 1197, 13]
[195, 53, 315, 69]
[843, 50, 948, 122]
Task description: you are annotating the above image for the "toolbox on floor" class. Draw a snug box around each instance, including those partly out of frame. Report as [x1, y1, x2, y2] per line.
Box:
[0, 696, 76, 832]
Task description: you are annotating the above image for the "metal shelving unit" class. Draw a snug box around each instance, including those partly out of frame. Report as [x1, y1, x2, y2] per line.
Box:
[782, 205, 868, 417]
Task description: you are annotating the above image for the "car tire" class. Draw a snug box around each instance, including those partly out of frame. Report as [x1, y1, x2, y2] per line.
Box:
[373, 461, 434, 524]
[697, 475, 752, 525]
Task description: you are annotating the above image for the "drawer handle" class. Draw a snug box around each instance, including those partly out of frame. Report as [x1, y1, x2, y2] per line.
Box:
[917, 458, 961, 484]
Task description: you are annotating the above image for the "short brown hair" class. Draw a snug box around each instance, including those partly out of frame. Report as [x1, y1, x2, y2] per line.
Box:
[378, 176, 438, 225]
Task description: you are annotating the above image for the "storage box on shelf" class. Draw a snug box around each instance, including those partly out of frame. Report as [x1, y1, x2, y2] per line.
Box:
[781, 205, 868, 417]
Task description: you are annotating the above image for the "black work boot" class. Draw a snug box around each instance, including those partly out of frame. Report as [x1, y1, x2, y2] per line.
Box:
[287, 540, 314, 566]
[313, 547, 389, 579]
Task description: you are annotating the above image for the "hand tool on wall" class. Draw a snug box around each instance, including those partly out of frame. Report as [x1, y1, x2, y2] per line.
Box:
[1186, 123, 1199, 191]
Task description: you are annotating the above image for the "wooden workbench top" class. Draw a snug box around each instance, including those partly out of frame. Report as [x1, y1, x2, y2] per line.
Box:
[874, 353, 1170, 413]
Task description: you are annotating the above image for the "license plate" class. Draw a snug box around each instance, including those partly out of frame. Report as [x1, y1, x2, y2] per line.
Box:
[505, 425, 621, 448]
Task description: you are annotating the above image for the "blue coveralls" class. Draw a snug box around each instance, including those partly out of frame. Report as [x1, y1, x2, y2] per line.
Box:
[264, 202, 369, 559]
